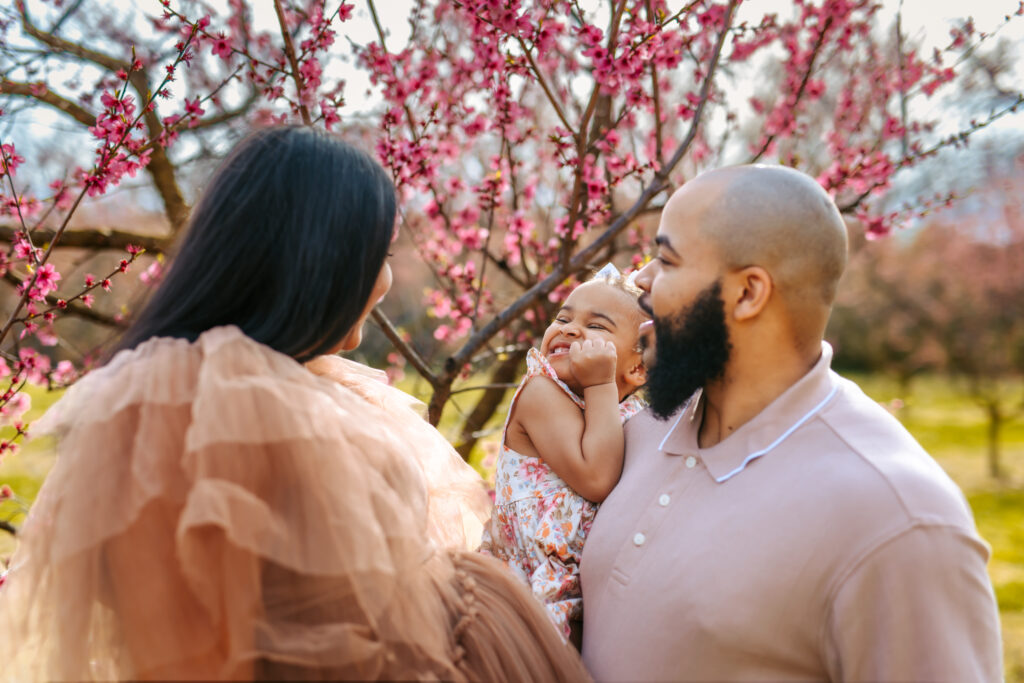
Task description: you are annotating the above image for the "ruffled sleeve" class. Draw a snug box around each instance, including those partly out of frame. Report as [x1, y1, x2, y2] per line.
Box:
[305, 354, 491, 551]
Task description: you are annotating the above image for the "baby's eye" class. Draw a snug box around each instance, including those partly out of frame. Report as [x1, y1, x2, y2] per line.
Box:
[588, 323, 608, 331]
[555, 317, 569, 324]
[656, 255, 672, 266]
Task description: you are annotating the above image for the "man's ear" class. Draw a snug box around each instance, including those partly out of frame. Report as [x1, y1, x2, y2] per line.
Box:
[726, 266, 773, 322]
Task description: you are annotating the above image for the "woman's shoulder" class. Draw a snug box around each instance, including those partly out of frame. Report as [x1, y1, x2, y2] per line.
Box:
[37, 326, 304, 435]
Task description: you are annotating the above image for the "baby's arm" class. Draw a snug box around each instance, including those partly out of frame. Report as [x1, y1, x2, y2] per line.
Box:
[512, 340, 624, 502]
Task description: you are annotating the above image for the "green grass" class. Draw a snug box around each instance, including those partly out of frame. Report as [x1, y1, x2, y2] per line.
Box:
[3, 372, 1023, 677]
[0, 385, 61, 562]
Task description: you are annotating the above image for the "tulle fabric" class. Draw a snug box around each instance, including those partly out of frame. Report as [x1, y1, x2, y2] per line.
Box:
[0, 326, 587, 681]
[304, 355, 489, 551]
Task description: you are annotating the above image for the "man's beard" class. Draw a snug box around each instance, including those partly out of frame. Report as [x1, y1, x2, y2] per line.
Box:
[645, 280, 732, 420]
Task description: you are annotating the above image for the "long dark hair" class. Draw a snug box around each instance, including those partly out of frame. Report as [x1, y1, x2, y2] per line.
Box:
[115, 126, 396, 363]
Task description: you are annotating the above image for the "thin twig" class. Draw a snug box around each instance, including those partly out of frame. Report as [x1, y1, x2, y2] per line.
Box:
[450, 382, 518, 396]
[749, 16, 833, 163]
[370, 307, 438, 387]
[273, 0, 312, 125]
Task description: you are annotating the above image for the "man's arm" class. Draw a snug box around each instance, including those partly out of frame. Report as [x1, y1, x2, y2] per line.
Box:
[823, 524, 1002, 682]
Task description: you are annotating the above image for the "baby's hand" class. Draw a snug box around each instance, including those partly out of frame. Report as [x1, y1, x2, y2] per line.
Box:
[569, 339, 617, 389]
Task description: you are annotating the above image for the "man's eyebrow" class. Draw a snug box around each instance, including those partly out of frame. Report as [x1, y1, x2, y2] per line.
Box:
[654, 234, 679, 256]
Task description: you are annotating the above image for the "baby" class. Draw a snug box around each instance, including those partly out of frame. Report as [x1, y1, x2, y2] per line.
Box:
[479, 268, 648, 640]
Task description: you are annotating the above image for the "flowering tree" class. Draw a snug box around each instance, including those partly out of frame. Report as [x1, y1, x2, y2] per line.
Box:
[356, 0, 1024, 454]
[1, 0, 1023, 518]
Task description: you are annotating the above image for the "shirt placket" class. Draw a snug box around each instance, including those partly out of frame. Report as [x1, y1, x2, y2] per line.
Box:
[608, 451, 705, 588]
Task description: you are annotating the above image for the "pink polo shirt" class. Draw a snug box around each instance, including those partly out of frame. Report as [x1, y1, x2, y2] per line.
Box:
[581, 343, 1001, 681]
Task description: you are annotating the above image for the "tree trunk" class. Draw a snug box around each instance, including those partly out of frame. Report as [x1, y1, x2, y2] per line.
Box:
[897, 372, 914, 420]
[455, 350, 526, 462]
[984, 402, 1004, 480]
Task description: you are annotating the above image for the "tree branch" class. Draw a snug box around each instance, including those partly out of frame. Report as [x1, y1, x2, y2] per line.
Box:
[20, 4, 128, 73]
[274, 0, 312, 125]
[189, 89, 260, 130]
[3, 271, 125, 328]
[515, 37, 574, 133]
[0, 79, 96, 127]
[370, 307, 438, 387]
[837, 92, 1024, 214]
[748, 16, 833, 163]
[0, 224, 171, 253]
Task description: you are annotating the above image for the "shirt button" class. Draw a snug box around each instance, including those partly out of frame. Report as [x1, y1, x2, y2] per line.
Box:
[685, 456, 697, 469]
[633, 532, 646, 546]
[658, 494, 670, 507]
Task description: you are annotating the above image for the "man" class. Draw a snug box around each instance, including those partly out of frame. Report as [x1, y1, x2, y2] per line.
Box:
[580, 165, 1002, 681]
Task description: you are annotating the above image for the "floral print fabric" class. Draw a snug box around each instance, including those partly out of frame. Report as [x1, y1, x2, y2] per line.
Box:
[479, 348, 645, 638]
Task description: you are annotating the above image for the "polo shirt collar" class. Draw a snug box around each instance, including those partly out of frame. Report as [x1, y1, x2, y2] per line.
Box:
[658, 341, 840, 483]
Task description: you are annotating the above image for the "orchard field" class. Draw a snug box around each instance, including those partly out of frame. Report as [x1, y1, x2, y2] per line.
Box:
[3, 372, 1021, 678]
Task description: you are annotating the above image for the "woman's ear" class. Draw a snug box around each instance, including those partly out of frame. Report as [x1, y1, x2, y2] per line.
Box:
[727, 266, 773, 322]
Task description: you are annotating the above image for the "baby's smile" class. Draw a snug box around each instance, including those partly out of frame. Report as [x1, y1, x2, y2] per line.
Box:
[547, 340, 572, 356]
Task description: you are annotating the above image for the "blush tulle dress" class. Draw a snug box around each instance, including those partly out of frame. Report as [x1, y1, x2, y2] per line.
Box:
[0, 326, 587, 680]
[479, 348, 645, 638]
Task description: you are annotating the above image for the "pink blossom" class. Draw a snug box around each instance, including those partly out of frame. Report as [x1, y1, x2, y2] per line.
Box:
[0, 143, 25, 173]
[184, 97, 205, 125]
[139, 260, 164, 285]
[52, 360, 77, 385]
[36, 326, 58, 347]
[33, 263, 61, 297]
[211, 33, 233, 59]
[16, 348, 51, 384]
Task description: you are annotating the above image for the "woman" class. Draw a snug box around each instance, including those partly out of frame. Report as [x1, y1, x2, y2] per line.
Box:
[0, 127, 588, 680]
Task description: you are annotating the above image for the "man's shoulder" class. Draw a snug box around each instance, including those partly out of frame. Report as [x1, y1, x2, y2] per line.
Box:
[622, 402, 687, 454]
[814, 373, 974, 530]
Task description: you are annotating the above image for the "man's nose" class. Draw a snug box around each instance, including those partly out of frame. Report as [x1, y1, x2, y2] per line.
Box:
[634, 259, 656, 292]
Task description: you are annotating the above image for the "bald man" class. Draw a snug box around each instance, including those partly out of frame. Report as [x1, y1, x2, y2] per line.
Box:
[580, 165, 1002, 681]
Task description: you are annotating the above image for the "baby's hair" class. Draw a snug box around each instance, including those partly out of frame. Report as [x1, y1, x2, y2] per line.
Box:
[586, 268, 644, 299]
[584, 267, 650, 353]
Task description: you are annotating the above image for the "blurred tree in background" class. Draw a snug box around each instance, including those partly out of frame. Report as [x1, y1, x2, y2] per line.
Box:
[830, 147, 1024, 478]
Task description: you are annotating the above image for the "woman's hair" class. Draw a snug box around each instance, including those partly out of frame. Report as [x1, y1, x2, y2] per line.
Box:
[115, 126, 396, 363]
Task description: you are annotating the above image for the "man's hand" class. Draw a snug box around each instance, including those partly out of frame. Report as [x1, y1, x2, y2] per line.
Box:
[569, 339, 617, 389]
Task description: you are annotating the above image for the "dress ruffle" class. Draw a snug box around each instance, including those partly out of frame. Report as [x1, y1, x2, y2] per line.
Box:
[0, 327, 587, 681]
[304, 354, 490, 551]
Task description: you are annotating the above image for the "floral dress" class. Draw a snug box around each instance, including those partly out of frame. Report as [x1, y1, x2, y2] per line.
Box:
[479, 348, 646, 638]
